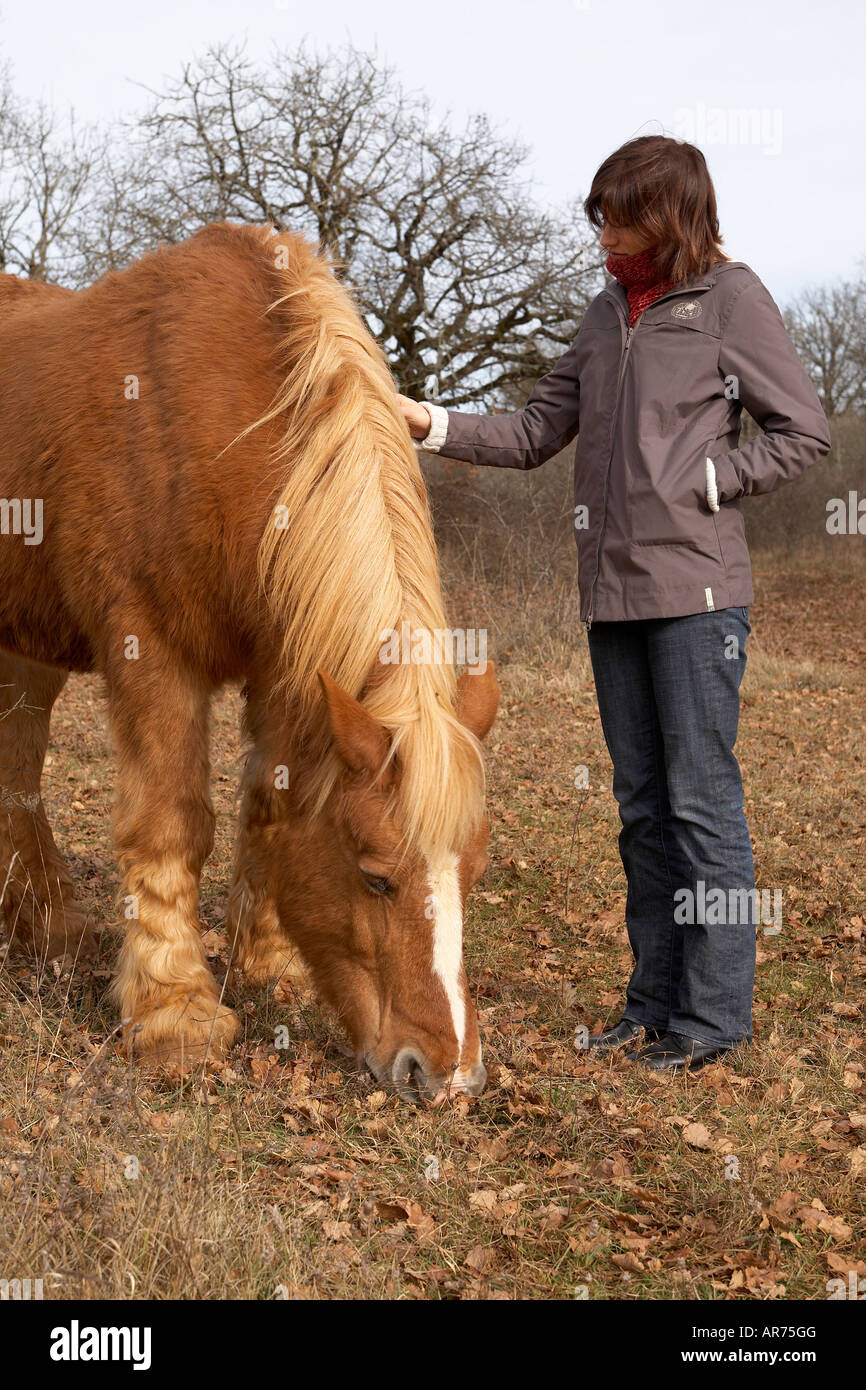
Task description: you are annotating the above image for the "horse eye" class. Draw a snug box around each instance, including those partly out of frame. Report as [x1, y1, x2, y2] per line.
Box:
[362, 872, 393, 896]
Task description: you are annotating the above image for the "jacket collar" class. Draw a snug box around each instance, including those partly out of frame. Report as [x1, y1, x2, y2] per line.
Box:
[602, 259, 747, 321]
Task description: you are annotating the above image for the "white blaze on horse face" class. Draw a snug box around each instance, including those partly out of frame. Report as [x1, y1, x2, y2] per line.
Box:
[426, 852, 466, 1055]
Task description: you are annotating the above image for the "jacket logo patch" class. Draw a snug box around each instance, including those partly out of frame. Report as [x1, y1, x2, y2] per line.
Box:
[671, 301, 702, 320]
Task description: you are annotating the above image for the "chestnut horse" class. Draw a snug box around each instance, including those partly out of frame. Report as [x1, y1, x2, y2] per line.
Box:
[0, 223, 498, 1098]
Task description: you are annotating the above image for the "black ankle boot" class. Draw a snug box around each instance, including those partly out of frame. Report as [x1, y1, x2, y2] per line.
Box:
[587, 1018, 663, 1052]
[628, 1031, 735, 1071]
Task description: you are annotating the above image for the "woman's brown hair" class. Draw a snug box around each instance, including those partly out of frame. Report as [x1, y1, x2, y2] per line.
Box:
[585, 135, 726, 284]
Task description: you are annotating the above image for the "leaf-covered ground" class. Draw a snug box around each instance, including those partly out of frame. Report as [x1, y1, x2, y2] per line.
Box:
[1, 559, 864, 1300]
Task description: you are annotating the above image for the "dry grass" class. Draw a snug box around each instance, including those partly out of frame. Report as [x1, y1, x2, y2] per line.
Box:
[1, 548, 864, 1301]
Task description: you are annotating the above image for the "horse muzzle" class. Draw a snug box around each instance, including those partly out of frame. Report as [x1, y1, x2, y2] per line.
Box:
[391, 1046, 487, 1102]
[366, 1046, 487, 1103]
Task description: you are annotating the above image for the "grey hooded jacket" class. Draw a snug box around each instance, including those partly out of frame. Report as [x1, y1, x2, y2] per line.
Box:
[419, 262, 831, 624]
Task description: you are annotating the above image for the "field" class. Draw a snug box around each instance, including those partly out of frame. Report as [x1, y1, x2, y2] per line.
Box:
[1, 553, 864, 1301]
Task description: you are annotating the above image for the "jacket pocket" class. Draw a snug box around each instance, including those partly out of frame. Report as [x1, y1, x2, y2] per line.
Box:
[704, 432, 732, 570]
[627, 433, 722, 550]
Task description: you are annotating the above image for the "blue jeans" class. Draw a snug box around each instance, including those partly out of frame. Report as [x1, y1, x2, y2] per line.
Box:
[587, 607, 755, 1046]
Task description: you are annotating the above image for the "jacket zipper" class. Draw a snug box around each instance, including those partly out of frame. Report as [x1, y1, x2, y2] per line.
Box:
[586, 317, 635, 629]
[585, 281, 712, 629]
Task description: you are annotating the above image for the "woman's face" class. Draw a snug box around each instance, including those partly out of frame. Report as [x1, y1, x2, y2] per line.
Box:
[599, 215, 655, 257]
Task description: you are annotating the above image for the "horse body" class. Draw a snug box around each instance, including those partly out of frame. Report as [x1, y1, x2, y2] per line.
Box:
[0, 229, 281, 679]
[0, 224, 497, 1097]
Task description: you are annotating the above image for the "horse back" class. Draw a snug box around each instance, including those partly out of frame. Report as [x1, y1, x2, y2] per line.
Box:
[0, 228, 287, 682]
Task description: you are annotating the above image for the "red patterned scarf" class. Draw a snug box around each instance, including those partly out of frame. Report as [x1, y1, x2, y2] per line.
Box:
[605, 247, 673, 327]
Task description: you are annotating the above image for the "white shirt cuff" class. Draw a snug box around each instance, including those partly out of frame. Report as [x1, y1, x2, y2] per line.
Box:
[416, 402, 450, 453]
[705, 457, 720, 512]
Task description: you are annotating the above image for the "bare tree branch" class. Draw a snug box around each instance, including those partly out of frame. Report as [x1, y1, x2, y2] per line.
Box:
[80, 42, 602, 403]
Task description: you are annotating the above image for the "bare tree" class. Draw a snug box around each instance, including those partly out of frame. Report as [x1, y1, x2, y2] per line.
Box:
[83, 43, 602, 404]
[0, 67, 101, 282]
[785, 278, 866, 418]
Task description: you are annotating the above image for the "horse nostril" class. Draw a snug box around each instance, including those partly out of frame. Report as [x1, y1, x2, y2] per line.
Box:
[391, 1046, 429, 1097]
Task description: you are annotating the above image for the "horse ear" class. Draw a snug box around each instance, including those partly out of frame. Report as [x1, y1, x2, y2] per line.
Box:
[455, 661, 498, 742]
[318, 672, 392, 780]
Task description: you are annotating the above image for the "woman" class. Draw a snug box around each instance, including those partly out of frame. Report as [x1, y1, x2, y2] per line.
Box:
[398, 135, 831, 1072]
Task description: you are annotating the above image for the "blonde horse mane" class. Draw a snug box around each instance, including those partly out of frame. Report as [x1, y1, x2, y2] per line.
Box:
[245, 227, 483, 858]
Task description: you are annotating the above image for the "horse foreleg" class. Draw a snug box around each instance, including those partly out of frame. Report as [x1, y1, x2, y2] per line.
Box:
[0, 650, 91, 957]
[107, 651, 239, 1066]
[228, 689, 312, 999]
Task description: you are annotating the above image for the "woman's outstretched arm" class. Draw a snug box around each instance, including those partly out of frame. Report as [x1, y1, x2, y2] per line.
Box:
[397, 334, 582, 471]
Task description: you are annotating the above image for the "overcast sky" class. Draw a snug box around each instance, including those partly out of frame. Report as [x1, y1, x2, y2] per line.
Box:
[2, 0, 862, 304]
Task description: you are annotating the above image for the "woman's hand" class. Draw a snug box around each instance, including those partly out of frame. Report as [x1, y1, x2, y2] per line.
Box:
[397, 394, 432, 440]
